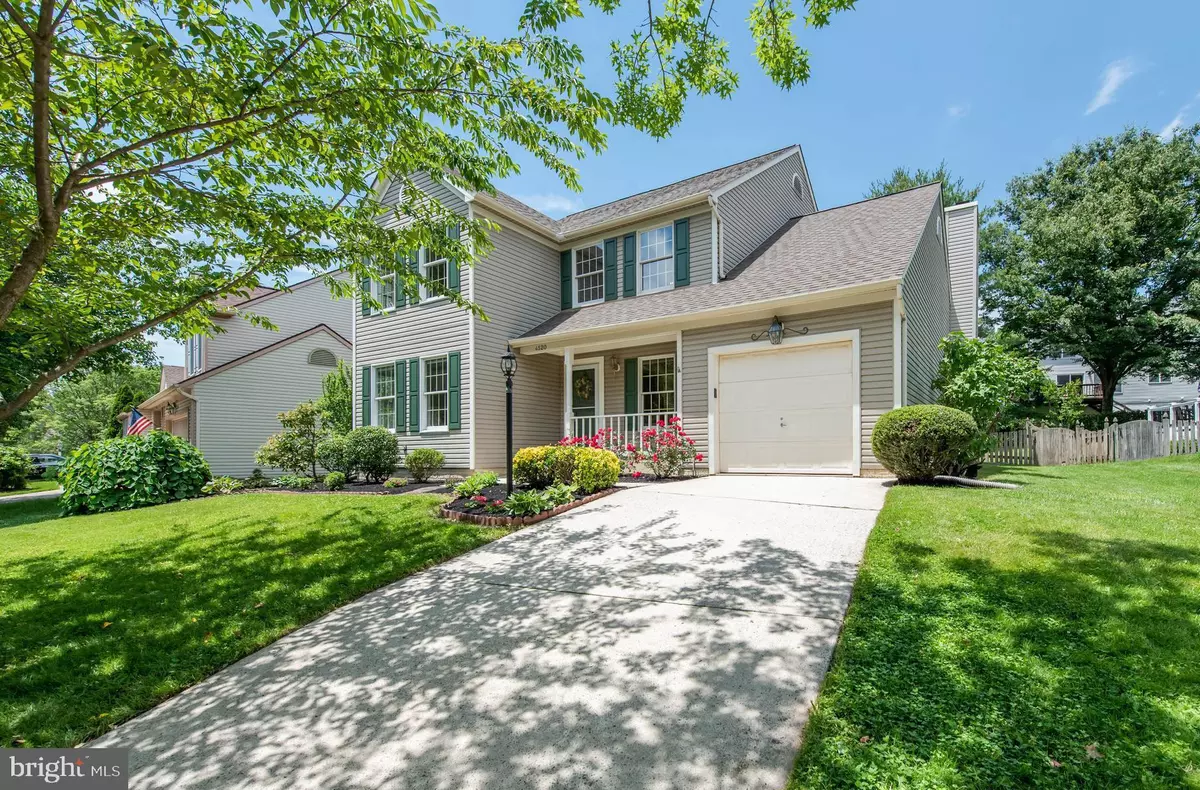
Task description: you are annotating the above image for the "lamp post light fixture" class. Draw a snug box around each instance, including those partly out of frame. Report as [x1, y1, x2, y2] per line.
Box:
[501, 346, 518, 495]
[751, 316, 809, 345]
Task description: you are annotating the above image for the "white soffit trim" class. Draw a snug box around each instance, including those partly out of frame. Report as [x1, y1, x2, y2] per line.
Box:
[709, 146, 802, 198]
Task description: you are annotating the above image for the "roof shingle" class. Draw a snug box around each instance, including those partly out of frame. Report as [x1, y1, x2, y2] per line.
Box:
[518, 183, 941, 340]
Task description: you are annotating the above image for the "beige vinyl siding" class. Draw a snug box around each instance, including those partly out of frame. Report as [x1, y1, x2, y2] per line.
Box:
[379, 171, 469, 218]
[717, 151, 815, 278]
[901, 200, 951, 405]
[566, 208, 712, 303]
[353, 175, 473, 469]
[205, 276, 352, 368]
[681, 300, 895, 472]
[473, 219, 565, 470]
[944, 203, 979, 338]
[192, 330, 350, 477]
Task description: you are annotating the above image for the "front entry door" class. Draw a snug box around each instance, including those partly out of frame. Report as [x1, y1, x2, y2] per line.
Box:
[572, 365, 600, 436]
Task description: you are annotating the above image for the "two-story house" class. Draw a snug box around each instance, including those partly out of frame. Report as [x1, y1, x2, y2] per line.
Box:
[140, 275, 352, 476]
[1042, 353, 1200, 420]
[355, 145, 979, 476]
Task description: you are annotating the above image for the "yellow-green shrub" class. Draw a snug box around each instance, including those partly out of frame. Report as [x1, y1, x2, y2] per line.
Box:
[573, 447, 619, 493]
[512, 446, 559, 487]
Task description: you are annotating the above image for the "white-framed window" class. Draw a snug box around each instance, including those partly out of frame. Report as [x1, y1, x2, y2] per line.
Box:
[1056, 374, 1083, 386]
[1149, 372, 1172, 384]
[422, 356, 449, 430]
[574, 244, 604, 306]
[185, 336, 204, 376]
[373, 365, 397, 431]
[374, 273, 396, 312]
[640, 355, 676, 414]
[421, 249, 449, 302]
[638, 224, 674, 294]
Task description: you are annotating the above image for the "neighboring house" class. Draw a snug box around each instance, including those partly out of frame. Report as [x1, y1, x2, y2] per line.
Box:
[356, 146, 979, 476]
[140, 276, 352, 476]
[1042, 353, 1200, 420]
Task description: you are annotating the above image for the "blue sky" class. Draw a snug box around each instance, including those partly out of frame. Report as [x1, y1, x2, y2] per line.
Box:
[154, 0, 1200, 365]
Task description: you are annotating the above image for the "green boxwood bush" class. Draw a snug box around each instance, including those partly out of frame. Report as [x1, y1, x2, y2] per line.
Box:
[323, 471, 347, 491]
[872, 405, 978, 483]
[315, 434, 355, 478]
[60, 431, 211, 515]
[573, 447, 620, 493]
[344, 426, 399, 482]
[403, 447, 444, 483]
[0, 445, 33, 491]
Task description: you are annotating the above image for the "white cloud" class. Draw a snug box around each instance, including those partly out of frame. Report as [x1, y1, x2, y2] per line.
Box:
[514, 193, 583, 217]
[1160, 91, 1200, 139]
[946, 104, 969, 119]
[1086, 57, 1138, 115]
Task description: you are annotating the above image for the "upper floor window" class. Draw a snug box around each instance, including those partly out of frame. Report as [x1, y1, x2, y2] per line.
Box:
[639, 224, 674, 294]
[574, 244, 604, 306]
[421, 250, 449, 302]
[185, 336, 204, 376]
[422, 356, 449, 430]
[1149, 372, 1172, 384]
[373, 365, 397, 431]
[1056, 374, 1082, 386]
[375, 273, 396, 312]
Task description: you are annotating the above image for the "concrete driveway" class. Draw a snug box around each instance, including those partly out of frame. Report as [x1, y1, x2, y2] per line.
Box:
[95, 475, 887, 790]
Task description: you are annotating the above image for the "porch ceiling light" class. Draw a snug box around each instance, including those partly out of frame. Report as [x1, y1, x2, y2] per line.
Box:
[500, 347, 518, 378]
[752, 316, 808, 345]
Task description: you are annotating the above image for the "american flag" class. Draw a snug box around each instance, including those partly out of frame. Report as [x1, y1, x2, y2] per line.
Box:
[126, 408, 152, 436]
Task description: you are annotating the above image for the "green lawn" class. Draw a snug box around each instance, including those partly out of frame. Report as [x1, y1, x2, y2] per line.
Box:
[0, 479, 60, 498]
[791, 455, 1200, 788]
[0, 493, 505, 747]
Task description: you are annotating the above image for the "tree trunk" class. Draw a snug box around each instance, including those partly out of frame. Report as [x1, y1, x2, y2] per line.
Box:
[1099, 375, 1119, 414]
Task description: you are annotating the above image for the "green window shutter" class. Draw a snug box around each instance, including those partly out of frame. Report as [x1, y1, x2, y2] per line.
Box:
[393, 250, 406, 307]
[448, 351, 462, 430]
[395, 360, 407, 432]
[622, 234, 636, 297]
[560, 250, 572, 309]
[407, 358, 420, 434]
[361, 366, 371, 426]
[360, 270, 372, 317]
[447, 225, 461, 294]
[603, 237, 618, 301]
[624, 358, 638, 414]
[674, 217, 690, 287]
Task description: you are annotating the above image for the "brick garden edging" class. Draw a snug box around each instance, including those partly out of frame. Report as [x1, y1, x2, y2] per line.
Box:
[440, 487, 617, 528]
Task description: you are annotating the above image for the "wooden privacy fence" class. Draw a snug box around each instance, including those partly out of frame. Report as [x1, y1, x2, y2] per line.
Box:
[986, 420, 1200, 466]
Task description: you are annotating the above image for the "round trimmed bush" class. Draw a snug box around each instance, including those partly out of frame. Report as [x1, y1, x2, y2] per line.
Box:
[315, 434, 355, 478]
[324, 471, 347, 491]
[573, 447, 619, 493]
[344, 426, 399, 482]
[403, 447, 444, 483]
[0, 445, 33, 491]
[512, 446, 558, 488]
[60, 430, 211, 515]
[871, 405, 977, 483]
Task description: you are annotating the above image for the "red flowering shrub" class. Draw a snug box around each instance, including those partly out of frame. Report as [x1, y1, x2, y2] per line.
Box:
[561, 417, 699, 479]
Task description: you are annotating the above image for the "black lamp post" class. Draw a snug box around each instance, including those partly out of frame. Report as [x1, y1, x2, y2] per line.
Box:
[501, 346, 518, 495]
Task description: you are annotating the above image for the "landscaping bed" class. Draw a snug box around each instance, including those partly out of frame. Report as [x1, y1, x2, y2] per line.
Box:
[442, 483, 616, 527]
[251, 480, 439, 496]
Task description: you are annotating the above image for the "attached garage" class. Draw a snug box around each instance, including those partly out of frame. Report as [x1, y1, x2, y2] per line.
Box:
[708, 330, 861, 475]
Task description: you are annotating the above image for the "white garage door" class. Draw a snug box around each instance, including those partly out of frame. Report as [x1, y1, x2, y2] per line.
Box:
[717, 340, 856, 473]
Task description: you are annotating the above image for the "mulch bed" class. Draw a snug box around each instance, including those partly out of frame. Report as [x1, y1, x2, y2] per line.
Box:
[617, 474, 699, 485]
[247, 481, 448, 496]
[441, 483, 618, 527]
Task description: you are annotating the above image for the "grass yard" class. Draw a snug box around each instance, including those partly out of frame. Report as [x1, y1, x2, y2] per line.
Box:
[0, 479, 60, 498]
[0, 493, 505, 748]
[791, 455, 1200, 788]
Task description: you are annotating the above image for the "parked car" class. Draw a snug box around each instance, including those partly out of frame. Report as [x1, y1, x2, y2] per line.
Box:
[29, 453, 66, 476]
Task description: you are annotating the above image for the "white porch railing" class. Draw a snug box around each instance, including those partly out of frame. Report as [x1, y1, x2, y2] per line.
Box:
[569, 412, 677, 450]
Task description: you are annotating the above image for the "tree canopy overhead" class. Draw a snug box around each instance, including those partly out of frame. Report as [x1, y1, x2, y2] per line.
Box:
[980, 126, 1200, 412]
[867, 161, 982, 208]
[0, 0, 858, 424]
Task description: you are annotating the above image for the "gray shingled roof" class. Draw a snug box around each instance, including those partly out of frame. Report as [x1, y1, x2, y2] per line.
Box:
[518, 183, 940, 340]
[484, 146, 798, 238]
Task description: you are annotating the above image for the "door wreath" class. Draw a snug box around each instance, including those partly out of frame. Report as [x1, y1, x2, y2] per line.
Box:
[573, 372, 594, 401]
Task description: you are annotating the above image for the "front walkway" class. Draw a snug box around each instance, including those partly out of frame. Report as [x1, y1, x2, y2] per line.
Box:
[95, 476, 887, 789]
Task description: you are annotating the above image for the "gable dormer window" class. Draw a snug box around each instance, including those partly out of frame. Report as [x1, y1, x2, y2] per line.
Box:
[639, 224, 674, 294]
[574, 244, 604, 306]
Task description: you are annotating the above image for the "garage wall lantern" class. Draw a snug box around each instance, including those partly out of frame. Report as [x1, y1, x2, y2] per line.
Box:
[751, 316, 808, 345]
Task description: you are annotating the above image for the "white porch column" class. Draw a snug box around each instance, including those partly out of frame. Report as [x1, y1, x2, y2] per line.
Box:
[675, 331, 683, 420]
[563, 348, 574, 437]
